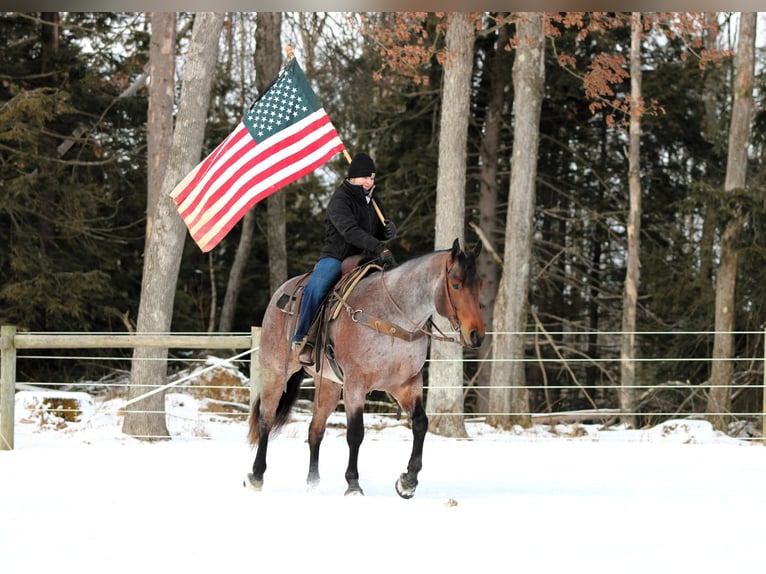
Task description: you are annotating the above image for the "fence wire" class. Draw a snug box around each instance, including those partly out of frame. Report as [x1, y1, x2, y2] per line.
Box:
[2, 329, 764, 444]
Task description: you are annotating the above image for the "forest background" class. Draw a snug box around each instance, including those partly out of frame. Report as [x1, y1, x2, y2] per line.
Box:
[1, 12, 765, 438]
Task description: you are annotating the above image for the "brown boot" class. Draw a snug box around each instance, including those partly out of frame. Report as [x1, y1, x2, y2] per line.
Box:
[298, 342, 314, 365]
[291, 339, 306, 360]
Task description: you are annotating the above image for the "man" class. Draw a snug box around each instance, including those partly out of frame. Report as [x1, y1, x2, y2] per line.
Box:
[292, 152, 397, 365]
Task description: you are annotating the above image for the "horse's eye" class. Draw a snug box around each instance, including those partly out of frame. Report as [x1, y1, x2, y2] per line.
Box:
[451, 282, 461, 290]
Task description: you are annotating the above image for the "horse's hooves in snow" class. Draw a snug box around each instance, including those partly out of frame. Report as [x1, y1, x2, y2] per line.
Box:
[243, 473, 263, 491]
[344, 485, 365, 496]
[395, 474, 416, 499]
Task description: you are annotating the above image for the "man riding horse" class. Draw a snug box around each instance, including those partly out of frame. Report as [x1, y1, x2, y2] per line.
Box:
[291, 152, 397, 365]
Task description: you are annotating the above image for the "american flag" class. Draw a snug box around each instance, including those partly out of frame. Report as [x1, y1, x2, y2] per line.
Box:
[171, 58, 345, 252]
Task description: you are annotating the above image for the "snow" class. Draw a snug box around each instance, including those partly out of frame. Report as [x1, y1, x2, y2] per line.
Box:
[2, 372, 765, 573]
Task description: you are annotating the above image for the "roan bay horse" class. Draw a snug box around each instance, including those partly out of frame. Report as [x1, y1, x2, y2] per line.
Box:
[245, 238, 484, 498]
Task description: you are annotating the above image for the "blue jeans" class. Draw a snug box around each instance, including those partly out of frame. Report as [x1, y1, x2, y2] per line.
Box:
[293, 257, 342, 342]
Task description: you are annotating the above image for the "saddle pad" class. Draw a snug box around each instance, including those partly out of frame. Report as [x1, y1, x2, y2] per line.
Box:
[329, 261, 383, 321]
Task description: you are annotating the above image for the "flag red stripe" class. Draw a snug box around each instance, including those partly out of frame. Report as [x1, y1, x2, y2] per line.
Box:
[177, 113, 337, 231]
[170, 124, 250, 206]
[184, 119, 338, 235]
[192, 133, 344, 250]
[173, 122, 260, 219]
[197, 147, 340, 250]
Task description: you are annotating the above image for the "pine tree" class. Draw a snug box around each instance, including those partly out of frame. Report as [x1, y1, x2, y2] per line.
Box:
[0, 13, 148, 335]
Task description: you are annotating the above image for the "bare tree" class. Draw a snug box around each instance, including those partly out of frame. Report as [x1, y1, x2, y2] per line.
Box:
[426, 12, 475, 438]
[123, 13, 225, 438]
[262, 13, 288, 295]
[487, 13, 545, 428]
[619, 12, 643, 427]
[146, 12, 176, 242]
[219, 12, 283, 331]
[699, 12, 721, 287]
[706, 12, 756, 431]
[473, 19, 512, 416]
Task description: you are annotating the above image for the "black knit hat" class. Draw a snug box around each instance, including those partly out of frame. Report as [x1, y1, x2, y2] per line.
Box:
[347, 153, 376, 179]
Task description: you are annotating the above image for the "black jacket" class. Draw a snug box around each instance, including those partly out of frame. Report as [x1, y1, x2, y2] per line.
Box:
[319, 180, 388, 260]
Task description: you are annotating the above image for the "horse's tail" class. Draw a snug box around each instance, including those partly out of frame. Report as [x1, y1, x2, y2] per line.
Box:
[247, 369, 304, 446]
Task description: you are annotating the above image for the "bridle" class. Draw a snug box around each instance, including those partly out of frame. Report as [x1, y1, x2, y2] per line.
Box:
[439, 258, 462, 333]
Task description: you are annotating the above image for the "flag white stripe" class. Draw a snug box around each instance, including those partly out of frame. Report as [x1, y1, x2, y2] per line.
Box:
[175, 122, 251, 216]
[195, 136, 343, 248]
[181, 111, 332, 228]
[189, 116, 338, 234]
[191, 130, 341, 238]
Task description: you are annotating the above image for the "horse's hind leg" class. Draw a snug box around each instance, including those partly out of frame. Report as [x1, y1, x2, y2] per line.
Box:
[245, 368, 302, 491]
[245, 412, 270, 490]
[306, 380, 341, 491]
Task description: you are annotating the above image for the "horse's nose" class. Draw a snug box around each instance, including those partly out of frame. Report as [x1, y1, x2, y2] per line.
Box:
[469, 330, 483, 349]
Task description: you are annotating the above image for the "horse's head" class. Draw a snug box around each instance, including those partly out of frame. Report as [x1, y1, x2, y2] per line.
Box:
[436, 238, 485, 349]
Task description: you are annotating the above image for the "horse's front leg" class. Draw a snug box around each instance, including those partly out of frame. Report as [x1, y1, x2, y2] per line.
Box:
[396, 395, 428, 499]
[306, 380, 341, 491]
[343, 399, 365, 496]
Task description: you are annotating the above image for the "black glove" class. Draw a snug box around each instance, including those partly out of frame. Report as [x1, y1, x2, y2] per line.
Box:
[383, 219, 397, 240]
[377, 248, 396, 269]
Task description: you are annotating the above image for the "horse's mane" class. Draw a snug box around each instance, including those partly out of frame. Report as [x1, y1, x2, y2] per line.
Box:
[388, 246, 480, 287]
[391, 248, 449, 270]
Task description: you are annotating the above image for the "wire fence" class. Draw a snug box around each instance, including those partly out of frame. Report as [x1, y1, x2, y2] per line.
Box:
[1, 327, 764, 447]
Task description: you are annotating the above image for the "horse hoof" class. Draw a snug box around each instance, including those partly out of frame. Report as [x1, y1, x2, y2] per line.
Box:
[244, 473, 263, 491]
[344, 486, 365, 496]
[395, 474, 416, 499]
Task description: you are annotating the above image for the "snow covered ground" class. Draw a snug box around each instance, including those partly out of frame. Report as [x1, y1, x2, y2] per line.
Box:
[2, 371, 765, 574]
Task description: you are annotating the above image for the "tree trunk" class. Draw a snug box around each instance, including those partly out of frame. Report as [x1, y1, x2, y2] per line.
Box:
[40, 12, 59, 71]
[219, 12, 283, 331]
[261, 13, 288, 295]
[699, 12, 720, 286]
[123, 13, 224, 439]
[218, 212, 255, 332]
[487, 13, 544, 429]
[427, 12, 474, 438]
[146, 12, 176, 242]
[619, 13, 643, 427]
[706, 12, 756, 431]
[473, 21, 511, 416]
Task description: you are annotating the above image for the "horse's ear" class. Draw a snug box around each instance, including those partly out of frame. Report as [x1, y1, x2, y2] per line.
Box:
[472, 240, 483, 258]
[451, 237, 461, 258]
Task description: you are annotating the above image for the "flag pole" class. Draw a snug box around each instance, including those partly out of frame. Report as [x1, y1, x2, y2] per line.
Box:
[369, 194, 386, 226]
[285, 45, 385, 225]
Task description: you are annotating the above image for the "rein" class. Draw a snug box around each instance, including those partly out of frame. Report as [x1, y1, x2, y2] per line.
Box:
[334, 256, 462, 345]
[440, 258, 462, 333]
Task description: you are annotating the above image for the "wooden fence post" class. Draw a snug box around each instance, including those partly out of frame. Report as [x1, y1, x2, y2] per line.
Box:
[250, 326, 261, 407]
[1, 325, 17, 451]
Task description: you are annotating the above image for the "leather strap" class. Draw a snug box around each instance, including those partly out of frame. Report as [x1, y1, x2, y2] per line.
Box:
[348, 309, 425, 342]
